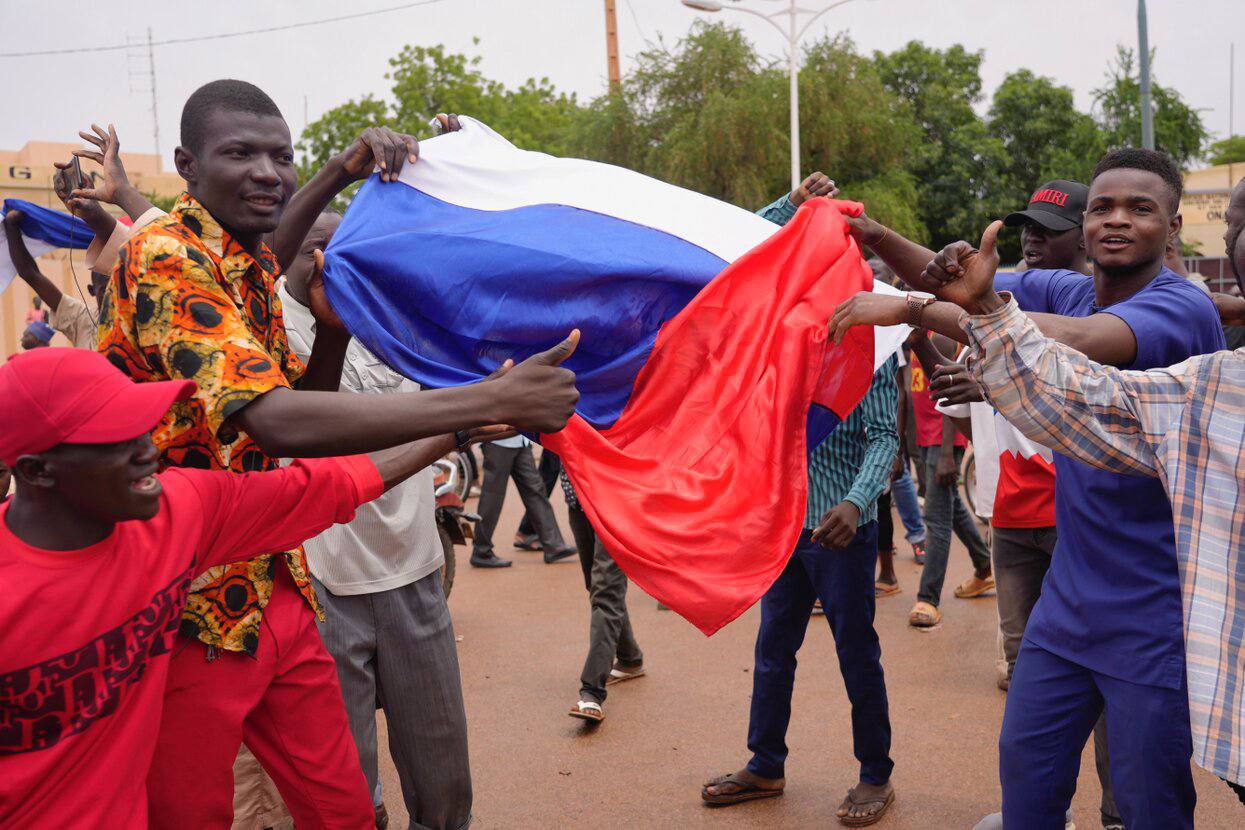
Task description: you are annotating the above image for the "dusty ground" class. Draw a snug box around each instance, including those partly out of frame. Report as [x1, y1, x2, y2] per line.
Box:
[375, 487, 1241, 829]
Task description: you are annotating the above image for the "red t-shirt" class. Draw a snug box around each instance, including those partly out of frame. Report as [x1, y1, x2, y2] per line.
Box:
[992, 417, 1057, 528]
[910, 349, 967, 449]
[0, 456, 381, 829]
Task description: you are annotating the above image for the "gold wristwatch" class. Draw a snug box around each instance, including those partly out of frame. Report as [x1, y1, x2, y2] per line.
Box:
[906, 292, 936, 328]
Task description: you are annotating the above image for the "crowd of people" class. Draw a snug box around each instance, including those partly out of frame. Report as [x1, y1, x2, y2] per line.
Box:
[0, 72, 1243, 830]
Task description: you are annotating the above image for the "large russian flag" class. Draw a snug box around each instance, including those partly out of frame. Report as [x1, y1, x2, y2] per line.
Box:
[324, 118, 906, 634]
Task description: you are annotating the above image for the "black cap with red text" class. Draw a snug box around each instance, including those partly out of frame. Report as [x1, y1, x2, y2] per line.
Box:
[1003, 179, 1089, 232]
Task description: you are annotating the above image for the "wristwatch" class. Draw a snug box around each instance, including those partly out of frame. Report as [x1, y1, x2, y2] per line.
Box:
[454, 430, 472, 451]
[906, 292, 936, 328]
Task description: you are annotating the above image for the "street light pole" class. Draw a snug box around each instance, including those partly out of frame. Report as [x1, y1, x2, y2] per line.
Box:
[681, 0, 873, 192]
[1138, 0, 1155, 150]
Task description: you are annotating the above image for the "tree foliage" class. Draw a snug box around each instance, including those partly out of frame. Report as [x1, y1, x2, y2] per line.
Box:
[299, 25, 1210, 260]
[1207, 135, 1245, 166]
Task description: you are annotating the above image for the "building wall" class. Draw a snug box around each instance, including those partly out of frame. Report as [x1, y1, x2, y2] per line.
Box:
[1, 141, 183, 358]
[1182, 162, 1242, 260]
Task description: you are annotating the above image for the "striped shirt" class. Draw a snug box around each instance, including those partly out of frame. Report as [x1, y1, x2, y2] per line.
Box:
[964, 297, 1245, 786]
[805, 356, 899, 529]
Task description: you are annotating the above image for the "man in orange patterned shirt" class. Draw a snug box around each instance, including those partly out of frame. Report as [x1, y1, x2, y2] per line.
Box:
[98, 79, 580, 828]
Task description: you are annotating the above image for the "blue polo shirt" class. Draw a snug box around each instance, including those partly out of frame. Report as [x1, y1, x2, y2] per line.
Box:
[994, 267, 1225, 689]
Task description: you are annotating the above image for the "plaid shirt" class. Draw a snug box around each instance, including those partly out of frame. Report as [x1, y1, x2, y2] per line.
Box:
[963, 297, 1245, 786]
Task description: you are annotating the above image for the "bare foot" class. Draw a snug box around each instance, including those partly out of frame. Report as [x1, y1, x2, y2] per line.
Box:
[836, 780, 894, 825]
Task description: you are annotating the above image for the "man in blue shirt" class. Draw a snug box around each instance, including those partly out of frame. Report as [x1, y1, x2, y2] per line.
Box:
[827, 148, 1225, 828]
[700, 181, 899, 825]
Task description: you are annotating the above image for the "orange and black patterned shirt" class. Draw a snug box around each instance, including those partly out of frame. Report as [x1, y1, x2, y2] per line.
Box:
[97, 193, 319, 655]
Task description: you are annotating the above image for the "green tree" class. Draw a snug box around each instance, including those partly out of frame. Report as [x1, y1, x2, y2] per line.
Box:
[1091, 47, 1208, 167]
[1207, 135, 1245, 165]
[874, 42, 1010, 249]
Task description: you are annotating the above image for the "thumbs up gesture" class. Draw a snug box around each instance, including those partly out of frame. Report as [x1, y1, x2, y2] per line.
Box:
[491, 330, 582, 434]
[921, 220, 1007, 315]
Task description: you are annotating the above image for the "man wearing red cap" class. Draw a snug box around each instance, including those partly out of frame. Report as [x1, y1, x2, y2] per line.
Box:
[89, 80, 579, 827]
[0, 348, 509, 828]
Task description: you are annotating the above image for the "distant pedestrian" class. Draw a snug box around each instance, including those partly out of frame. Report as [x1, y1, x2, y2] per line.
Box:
[471, 436, 576, 568]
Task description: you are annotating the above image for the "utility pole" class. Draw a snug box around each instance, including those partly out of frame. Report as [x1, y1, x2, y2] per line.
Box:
[1138, 0, 1154, 150]
[604, 0, 622, 90]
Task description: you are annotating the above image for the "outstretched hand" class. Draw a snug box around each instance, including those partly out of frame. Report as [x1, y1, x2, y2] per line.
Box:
[790, 171, 838, 207]
[338, 127, 420, 183]
[492, 331, 581, 434]
[829, 291, 907, 344]
[921, 220, 1006, 314]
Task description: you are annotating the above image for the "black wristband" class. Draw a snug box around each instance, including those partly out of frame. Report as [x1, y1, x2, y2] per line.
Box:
[454, 430, 471, 451]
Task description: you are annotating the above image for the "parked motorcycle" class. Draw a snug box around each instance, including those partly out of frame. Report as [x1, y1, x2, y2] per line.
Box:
[432, 459, 479, 598]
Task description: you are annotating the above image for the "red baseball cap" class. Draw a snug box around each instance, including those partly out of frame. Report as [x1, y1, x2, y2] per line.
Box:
[0, 348, 195, 465]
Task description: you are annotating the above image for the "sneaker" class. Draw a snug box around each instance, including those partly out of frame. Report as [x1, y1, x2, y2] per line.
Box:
[469, 552, 513, 568]
[912, 540, 926, 565]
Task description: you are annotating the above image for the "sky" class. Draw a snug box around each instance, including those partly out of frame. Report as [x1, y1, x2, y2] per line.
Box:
[2, 0, 1240, 168]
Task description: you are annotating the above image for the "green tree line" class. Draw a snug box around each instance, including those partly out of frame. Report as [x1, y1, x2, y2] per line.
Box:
[299, 23, 1214, 260]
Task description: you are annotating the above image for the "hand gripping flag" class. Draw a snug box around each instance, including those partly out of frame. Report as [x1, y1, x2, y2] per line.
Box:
[323, 118, 906, 634]
[0, 199, 93, 293]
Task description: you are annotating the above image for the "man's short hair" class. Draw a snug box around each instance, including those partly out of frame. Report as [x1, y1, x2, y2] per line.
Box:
[180, 79, 284, 153]
[1092, 147, 1183, 213]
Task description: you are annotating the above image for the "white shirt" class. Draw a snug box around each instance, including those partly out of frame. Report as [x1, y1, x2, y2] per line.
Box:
[280, 286, 442, 595]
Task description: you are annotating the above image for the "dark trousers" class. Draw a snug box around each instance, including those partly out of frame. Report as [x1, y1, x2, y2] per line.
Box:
[516, 449, 562, 538]
[916, 444, 991, 606]
[746, 525, 893, 785]
[566, 504, 642, 704]
[993, 526, 1120, 825]
[472, 443, 566, 557]
[877, 491, 894, 553]
[1000, 642, 1195, 830]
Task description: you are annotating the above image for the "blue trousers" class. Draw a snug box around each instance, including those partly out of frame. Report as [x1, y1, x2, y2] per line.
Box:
[890, 468, 926, 544]
[1000, 642, 1195, 830]
[747, 524, 893, 785]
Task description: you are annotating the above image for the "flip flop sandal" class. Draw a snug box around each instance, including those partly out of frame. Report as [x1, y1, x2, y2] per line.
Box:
[568, 700, 604, 722]
[908, 601, 941, 628]
[838, 786, 895, 827]
[954, 574, 996, 599]
[606, 662, 646, 686]
[701, 772, 785, 806]
[875, 580, 901, 598]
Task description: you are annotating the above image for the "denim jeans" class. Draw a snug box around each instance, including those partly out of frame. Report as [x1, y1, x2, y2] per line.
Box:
[890, 467, 926, 544]
[916, 445, 991, 607]
[747, 525, 892, 785]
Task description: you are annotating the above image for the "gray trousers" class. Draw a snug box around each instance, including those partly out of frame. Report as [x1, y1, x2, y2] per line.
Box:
[992, 526, 1120, 826]
[567, 504, 643, 704]
[473, 443, 566, 556]
[313, 572, 473, 830]
[916, 444, 992, 607]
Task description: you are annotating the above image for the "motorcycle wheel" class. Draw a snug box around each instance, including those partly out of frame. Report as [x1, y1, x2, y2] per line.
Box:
[438, 525, 457, 599]
[961, 449, 977, 517]
[453, 449, 477, 502]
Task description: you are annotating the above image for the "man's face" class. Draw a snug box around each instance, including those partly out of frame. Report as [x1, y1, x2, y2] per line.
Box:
[27, 434, 163, 523]
[1084, 168, 1177, 273]
[20, 332, 44, 350]
[283, 213, 341, 303]
[177, 108, 297, 238]
[0, 460, 11, 498]
[1224, 181, 1245, 291]
[1019, 222, 1084, 270]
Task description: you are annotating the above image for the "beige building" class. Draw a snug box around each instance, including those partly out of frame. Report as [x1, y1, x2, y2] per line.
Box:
[1182, 162, 1242, 282]
[1, 141, 183, 358]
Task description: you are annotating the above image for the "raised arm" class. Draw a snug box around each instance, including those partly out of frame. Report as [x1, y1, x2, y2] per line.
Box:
[272, 126, 420, 272]
[3, 211, 65, 310]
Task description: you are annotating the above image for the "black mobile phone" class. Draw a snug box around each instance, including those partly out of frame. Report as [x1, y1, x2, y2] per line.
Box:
[58, 156, 84, 194]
